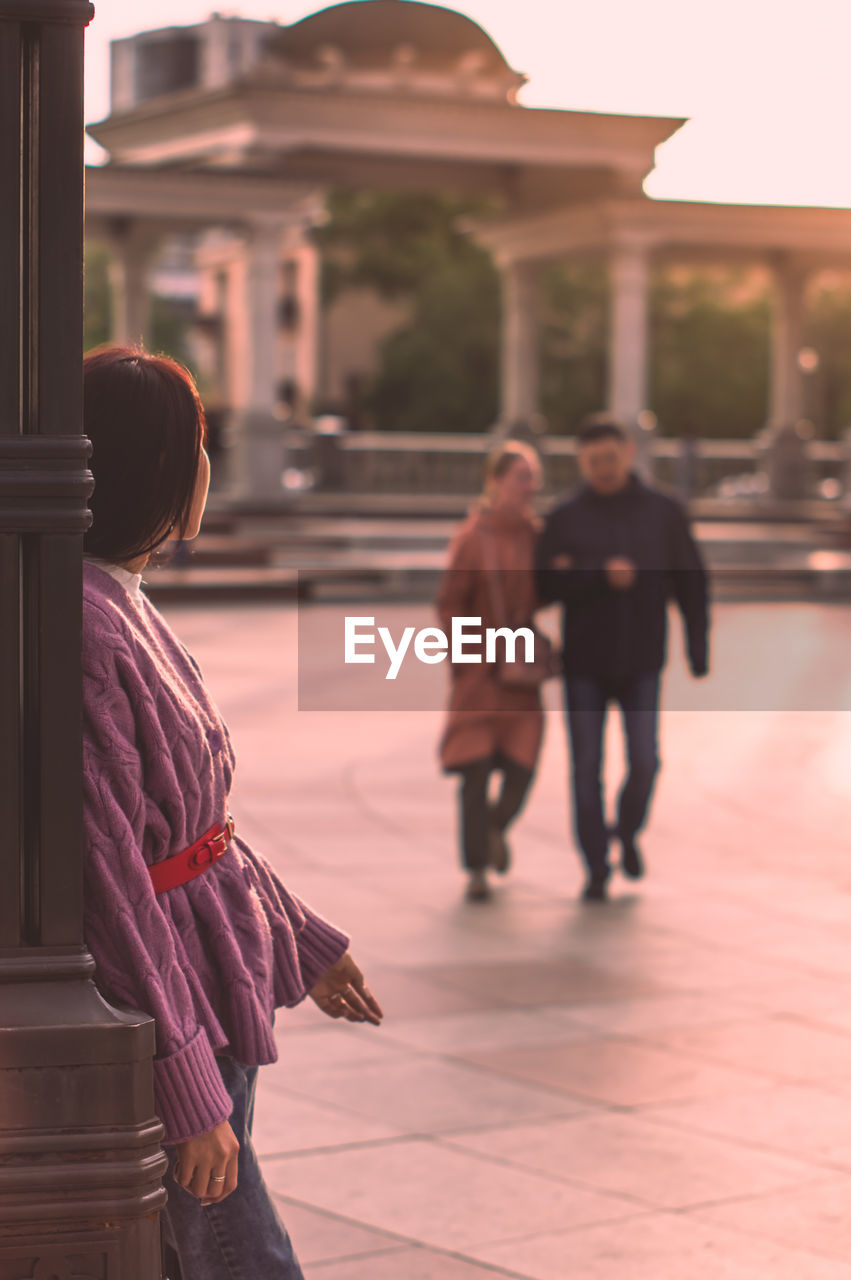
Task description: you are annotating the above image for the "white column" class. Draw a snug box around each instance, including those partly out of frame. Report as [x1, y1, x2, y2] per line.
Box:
[607, 239, 650, 427]
[227, 219, 285, 501]
[500, 259, 540, 423]
[201, 14, 231, 90]
[109, 40, 137, 113]
[294, 237, 321, 417]
[769, 257, 808, 426]
[107, 222, 156, 348]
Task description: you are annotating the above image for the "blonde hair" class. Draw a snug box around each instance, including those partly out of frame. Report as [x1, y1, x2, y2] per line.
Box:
[483, 440, 540, 492]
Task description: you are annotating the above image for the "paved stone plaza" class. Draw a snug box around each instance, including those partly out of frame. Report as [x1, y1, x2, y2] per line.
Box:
[166, 597, 851, 1279]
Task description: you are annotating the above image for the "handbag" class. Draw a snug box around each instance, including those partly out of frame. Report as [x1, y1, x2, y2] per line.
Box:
[480, 532, 560, 689]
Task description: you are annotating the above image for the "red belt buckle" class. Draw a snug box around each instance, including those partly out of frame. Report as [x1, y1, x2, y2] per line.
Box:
[149, 815, 235, 894]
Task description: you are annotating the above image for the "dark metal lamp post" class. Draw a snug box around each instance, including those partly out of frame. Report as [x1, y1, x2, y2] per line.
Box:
[0, 2, 165, 1274]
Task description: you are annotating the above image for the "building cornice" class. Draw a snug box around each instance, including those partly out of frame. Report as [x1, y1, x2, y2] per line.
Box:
[84, 165, 322, 231]
[471, 196, 851, 265]
[88, 81, 684, 183]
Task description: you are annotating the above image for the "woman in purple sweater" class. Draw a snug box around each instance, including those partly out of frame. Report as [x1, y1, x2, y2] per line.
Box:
[81, 347, 383, 1279]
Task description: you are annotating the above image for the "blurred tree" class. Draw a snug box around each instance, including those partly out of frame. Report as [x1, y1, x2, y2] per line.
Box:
[85, 237, 193, 366]
[649, 267, 771, 439]
[367, 250, 500, 432]
[318, 189, 494, 302]
[317, 190, 500, 431]
[805, 282, 851, 437]
[150, 296, 194, 369]
[83, 239, 111, 350]
[540, 260, 608, 433]
[318, 195, 793, 438]
[89, 200, 850, 439]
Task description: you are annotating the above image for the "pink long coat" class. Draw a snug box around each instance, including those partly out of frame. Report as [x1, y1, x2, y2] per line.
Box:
[437, 502, 545, 773]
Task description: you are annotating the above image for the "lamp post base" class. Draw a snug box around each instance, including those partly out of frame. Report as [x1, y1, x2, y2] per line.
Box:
[0, 956, 166, 1280]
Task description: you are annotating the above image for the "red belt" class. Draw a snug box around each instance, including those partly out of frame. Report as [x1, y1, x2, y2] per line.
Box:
[149, 816, 235, 895]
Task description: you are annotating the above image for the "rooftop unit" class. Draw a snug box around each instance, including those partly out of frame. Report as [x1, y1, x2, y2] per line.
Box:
[109, 15, 278, 113]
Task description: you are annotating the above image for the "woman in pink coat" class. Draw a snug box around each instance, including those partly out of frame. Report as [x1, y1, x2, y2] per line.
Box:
[437, 442, 545, 901]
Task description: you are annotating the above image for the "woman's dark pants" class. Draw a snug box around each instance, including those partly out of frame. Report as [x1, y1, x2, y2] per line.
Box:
[162, 1056, 304, 1280]
[458, 754, 534, 871]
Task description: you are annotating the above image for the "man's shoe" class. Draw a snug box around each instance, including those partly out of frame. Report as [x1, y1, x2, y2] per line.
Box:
[488, 825, 511, 875]
[620, 838, 645, 880]
[466, 870, 492, 902]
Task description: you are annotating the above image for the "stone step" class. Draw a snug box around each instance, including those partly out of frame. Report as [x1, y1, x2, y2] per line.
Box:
[153, 497, 851, 602]
[189, 515, 851, 565]
[143, 556, 851, 604]
[144, 564, 304, 603]
[208, 487, 851, 528]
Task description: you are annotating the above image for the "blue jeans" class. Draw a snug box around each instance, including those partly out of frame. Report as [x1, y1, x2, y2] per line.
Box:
[162, 1057, 304, 1280]
[564, 673, 661, 877]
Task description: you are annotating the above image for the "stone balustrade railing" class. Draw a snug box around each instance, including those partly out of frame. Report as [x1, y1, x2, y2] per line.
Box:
[282, 430, 850, 498]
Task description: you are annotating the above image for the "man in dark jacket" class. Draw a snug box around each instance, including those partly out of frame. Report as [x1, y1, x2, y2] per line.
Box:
[536, 417, 709, 901]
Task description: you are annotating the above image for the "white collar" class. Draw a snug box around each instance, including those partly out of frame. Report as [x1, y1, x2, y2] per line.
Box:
[85, 557, 143, 600]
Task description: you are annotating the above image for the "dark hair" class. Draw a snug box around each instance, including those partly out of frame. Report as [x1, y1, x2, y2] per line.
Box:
[577, 414, 627, 447]
[484, 440, 540, 488]
[83, 346, 207, 563]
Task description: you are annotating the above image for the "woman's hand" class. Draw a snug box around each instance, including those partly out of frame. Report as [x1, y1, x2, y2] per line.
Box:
[174, 1120, 240, 1206]
[309, 952, 384, 1026]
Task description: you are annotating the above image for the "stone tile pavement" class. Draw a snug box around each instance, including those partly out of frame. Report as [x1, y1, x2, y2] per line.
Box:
[166, 597, 851, 1278]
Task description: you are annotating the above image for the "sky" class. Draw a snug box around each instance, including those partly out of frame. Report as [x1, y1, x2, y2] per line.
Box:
[84, 0, 851, 208]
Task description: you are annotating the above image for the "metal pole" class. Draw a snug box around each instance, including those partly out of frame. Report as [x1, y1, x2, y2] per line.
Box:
[0, 2, 166, 1275]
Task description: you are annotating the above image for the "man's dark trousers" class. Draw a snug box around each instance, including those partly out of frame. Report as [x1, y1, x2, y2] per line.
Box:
[564, 671, 660, 877]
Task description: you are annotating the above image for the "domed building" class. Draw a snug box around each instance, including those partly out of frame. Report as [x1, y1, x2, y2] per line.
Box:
[87, 2, 851, 499]
[269, 0, 525, 99]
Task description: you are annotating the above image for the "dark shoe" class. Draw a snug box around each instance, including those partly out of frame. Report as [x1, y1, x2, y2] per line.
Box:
[620, 838, 645, 880]
[466, 870, 492, 902]
[581, 867, 610, 902]
[488, 825, 511, 875]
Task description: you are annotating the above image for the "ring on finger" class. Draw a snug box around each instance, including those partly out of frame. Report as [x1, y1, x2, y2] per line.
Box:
[209, 1175, 226, 1184]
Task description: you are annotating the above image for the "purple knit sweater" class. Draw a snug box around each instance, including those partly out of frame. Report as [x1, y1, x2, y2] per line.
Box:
[81, 561, 349, 1145]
